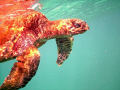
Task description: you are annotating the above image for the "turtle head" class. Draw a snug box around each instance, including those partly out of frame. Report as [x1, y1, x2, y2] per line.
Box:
[60, 19, 89, 36]
[43, 18, 89, 39]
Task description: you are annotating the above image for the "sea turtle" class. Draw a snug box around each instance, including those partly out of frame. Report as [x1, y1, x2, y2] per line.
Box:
[0, 1, 89, 90]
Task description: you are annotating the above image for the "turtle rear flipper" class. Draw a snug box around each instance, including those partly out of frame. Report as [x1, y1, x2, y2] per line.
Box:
[56, 36, 74, 66]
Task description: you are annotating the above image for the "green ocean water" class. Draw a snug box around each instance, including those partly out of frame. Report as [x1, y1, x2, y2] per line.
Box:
[0, 0, 120, 90]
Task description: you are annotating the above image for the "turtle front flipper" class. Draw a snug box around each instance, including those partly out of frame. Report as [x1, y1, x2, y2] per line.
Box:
[56, 36, 74, 66]
[0, 46, 40, 90]
[0, 41, 14, 62]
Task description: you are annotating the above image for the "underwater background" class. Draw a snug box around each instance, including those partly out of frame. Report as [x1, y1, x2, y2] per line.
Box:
[0, 0, 120, 90]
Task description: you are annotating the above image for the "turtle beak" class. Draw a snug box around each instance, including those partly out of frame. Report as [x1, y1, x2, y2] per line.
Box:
[80, 23, 89, 33]
[79, 21, 90, 31]
[84, 23, 90, 30]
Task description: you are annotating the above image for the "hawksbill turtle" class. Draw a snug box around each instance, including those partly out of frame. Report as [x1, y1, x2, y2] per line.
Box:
[0, 0, 89, 90]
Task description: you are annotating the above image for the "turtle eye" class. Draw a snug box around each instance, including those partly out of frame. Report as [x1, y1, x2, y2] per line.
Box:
[74, 23, 81, 28]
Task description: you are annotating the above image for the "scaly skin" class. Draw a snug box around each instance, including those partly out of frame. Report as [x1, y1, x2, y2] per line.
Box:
[0, 11, 89, 90]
